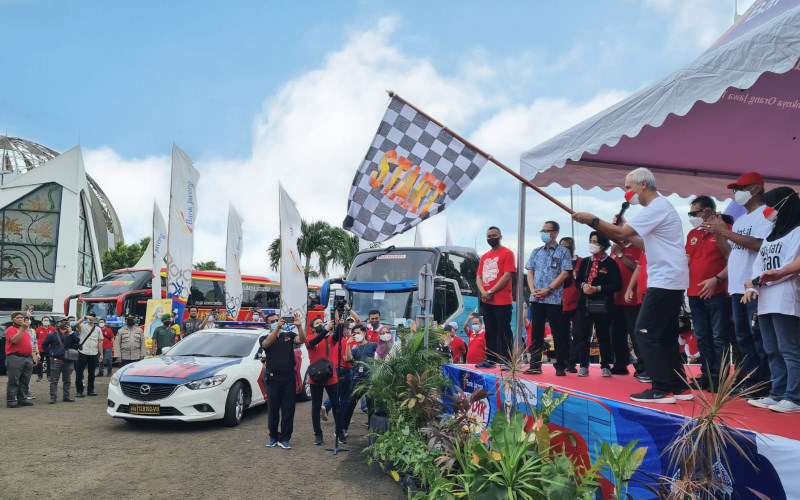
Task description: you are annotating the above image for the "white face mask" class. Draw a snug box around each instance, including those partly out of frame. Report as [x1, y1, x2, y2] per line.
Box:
[42, 321, 50, 326]
[99, 323, 106, 328]
[734, 189, 753, 206]
[471, 323, 482, 332]
[589, 243, 602, 255]
[354, 334, 365, 343]
[379, 333, 392, 342]
[689, 216, 704, 228]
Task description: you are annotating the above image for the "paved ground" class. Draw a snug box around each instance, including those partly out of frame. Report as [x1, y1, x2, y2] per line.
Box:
[0, 373, 404, 500]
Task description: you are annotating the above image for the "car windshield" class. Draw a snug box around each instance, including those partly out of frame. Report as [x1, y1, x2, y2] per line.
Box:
[168, 332, 257, 358]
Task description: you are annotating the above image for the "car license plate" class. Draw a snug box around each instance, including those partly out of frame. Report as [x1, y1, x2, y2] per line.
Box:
[129, 403, 160, 415]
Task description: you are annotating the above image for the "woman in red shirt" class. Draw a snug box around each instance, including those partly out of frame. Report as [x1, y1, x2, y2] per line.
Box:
[306, 317, 344, 446]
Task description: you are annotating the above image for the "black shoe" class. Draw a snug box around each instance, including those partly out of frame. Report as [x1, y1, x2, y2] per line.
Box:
[87, 393, 98, 397]
[555, 369, 566, 377]
[523, 364, 542, 375]
[96, 373, 104, 377]
[629, 389, 675, 404]
[76, 392, 85, 398]
[314, 435, 323, 446]
[475, 360, 496, 369]
[49, 399, 56, 404]
[565, 366, 578, 374]
[63, 398, 75, 402]
[18, 401, 33, 407]
[6, 403, 19, 408]
[610, 366, 630, 375]
[338, 433, 348, 445]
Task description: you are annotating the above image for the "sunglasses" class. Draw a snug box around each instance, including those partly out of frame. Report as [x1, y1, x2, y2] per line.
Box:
[687, 211, 701, 217]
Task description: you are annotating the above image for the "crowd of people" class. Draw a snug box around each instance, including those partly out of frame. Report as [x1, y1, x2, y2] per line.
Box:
[473, 168, 799, 414]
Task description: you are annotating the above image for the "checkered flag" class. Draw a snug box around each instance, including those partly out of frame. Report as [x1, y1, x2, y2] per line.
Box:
[343, 96, 489, 242]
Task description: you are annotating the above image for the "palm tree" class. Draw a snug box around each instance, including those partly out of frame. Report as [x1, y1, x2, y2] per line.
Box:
[268, 220, 356, 282]
[327, 228, 381, 277]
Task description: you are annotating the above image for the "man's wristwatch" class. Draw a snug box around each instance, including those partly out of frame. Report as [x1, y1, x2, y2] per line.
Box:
[752, 276, 761, 287]
[714, 275, 723, 284]
[590, 217, 600, 228]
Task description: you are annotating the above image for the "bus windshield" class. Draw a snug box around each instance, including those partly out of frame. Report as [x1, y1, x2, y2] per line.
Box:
[348, 289, 421, 326]
[83, 270, 152, 298]
[347, 249, 438, 282]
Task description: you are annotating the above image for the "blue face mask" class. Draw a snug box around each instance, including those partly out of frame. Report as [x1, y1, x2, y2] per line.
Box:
[540, 232, 552, 244]
[269, 322, 277, 331]
[69, 321, 76, 327]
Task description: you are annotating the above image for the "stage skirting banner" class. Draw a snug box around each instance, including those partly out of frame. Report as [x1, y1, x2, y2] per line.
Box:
[442, 365, 798, 500]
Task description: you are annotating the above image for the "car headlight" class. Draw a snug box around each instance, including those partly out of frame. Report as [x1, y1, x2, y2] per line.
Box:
[185, 374, 227, 390]
[110, 373, 120, 387]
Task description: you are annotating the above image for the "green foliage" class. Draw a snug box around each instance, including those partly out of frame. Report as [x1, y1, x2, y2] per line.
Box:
[100, 237, 150, 276]
[26, 302, 53, 312]
[599, 441, 647, 500]
[366, 421, 440, 489]
[193, 260, 224, 271]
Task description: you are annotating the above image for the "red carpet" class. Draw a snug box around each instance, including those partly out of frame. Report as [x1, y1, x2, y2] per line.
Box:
[471, 364, 800, 441]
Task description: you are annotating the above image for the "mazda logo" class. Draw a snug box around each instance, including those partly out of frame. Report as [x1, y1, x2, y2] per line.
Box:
[139, 384, 151, 395]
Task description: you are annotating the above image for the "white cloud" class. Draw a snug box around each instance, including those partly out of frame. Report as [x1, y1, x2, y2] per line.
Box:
[84, 16, 636, 280]
[643, 0, 757, 49]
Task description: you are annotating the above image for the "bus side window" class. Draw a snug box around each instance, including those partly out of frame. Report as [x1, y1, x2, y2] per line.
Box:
[433, 280, 459, 325]
[440, 252, 478, 297]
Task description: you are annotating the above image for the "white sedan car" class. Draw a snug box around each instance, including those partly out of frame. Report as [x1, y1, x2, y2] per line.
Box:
[107, 327, 310, 426]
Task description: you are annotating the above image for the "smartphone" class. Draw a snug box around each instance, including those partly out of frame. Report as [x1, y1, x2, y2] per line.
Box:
[282, 316, 294, 323]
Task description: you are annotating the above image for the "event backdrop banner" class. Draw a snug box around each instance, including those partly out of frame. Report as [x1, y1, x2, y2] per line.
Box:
[343, 95, 488, 242]
[152, 200, 168, 300]
[279, 184, 307, 318]
[225, 204, 244, 320]
[166, 144, 200, 324]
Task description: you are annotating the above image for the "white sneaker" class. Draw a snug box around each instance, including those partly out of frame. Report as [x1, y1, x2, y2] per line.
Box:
[768, 399, 800, 413]
[748, 397, 779, 409]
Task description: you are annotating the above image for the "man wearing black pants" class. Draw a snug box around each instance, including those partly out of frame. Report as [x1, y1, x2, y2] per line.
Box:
[525, 221, 572, 375]
[74, 314, 103, 398]
[573, 167, 691, 403]
[262, 312, 305, 450]
[475, 227, 516, 368]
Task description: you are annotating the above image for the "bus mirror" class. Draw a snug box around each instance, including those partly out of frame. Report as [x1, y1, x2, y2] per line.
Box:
[320, 281, 330, 308]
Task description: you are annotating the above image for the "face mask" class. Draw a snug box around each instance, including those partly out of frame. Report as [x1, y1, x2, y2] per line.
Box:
[354, 334, 365, 343]
[126, 320, 135, 326]
[689, 216, 703, 228]
[252, 315, 260, 321]
[734, 189, 753, 206]
[379, 333, 392, 342]
[370, 321, 380, 329]
[472, 324, 482, 331]
[99, 323, 106, 328]
[314, 325, 326, 334]
[589, 243, 602, 255]
[42, 321, 50, 326]
[625, 186, 642, 206]
[269, 322, 277, 332]
[487, 237, 500, 247]
[69, 321, 76, 327]
[764, 207, 778, 223]
[540, 232, 552, 244]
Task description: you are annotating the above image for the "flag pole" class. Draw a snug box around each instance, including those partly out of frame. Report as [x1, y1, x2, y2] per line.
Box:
[387, 91, 574, 215]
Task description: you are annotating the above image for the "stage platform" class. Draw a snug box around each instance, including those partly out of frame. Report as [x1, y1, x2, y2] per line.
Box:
[442, 364, 799, 500]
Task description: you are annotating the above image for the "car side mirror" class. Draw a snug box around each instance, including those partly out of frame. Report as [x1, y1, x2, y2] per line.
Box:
[160, 346, 172, 355]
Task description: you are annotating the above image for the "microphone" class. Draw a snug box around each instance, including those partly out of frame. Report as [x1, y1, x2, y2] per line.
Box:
[615, 202, 630, 226]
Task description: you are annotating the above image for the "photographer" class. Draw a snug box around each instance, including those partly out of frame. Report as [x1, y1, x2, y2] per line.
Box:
[306, 315, 346, 446]
[262, 312, 305, 450]
[42, 323, 80, 403]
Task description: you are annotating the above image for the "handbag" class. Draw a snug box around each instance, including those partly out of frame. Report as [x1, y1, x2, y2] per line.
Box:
[55, 331, 79, 362]
[586, 298, 607, 315]
[307, 337, 334, 384]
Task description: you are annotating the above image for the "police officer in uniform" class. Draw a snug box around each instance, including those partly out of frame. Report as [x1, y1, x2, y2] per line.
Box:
[114, 316, 147, 366]
[261, 312, 305, 450]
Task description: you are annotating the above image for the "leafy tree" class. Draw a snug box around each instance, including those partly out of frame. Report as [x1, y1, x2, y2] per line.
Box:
[328, 228, 380, 277]
[194, 260, 224, 271]
[101, 237, 151, 276]
[267, 220, 363, 282]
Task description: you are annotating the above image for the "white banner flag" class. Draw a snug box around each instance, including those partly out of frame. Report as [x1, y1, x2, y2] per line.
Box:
[225, 204, 244, 320]
[279, 184, 307, 318]
[152, 200, 168, 300]
[166, 144, 200, 322]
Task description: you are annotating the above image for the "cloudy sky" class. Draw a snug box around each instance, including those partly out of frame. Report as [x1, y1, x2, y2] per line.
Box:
[1, 1, 754, 279]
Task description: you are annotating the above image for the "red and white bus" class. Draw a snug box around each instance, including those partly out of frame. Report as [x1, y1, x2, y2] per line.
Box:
[65, 268, 321, 325]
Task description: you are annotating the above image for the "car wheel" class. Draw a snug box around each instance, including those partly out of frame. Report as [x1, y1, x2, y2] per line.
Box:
[223, 381, 245, 426]
[296, 373, 311, 402]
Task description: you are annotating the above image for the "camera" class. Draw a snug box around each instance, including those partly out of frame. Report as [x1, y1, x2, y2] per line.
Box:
[332, 289, 347, 316]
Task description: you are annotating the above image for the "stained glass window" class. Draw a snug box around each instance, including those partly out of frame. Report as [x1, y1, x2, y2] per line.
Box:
[0, 183, 62, 282]
[77, 194, 98, 287]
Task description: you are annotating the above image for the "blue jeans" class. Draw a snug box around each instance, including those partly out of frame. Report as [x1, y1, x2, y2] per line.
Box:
[324, 368, 352, 417]
[758, 313, 800, 404]
[98, 348, 112, 375]
[731, 294, 770, 386]
[689, 294, 731, 379]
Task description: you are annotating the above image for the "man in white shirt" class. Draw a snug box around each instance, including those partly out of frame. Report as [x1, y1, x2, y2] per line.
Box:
[74, 313, 103, 397]
[573, 167, 690, 404]
[705, 172, 774, 393]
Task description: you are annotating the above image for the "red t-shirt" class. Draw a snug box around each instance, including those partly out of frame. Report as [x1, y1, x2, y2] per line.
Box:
[5, 326, 33, 355]
[331, 336, 357, 370]
[450, 336, 466, 363]
[562, 256, 582, 312]
[100, 327, 114, 350]
[685, 227, 730, 297]
[637, 253, 648, 302]
[611, 246, 642, 306]
[465, 328, 486, 364]
[306, 335, 339, 386]
[365, 327, 381, 344]
[477, 246, 516, 305]
[35, 326, 55, 352]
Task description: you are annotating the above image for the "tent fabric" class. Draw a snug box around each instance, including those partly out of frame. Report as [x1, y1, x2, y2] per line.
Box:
[520, 0, 800, 200]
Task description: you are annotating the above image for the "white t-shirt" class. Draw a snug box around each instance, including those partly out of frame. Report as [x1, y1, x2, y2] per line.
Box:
[752, 226, 800, 317]
[627, 196, 689, 290]
[728, 205, 774, 295]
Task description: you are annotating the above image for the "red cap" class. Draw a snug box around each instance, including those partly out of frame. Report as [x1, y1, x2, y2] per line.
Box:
[727, 172, 764, 189]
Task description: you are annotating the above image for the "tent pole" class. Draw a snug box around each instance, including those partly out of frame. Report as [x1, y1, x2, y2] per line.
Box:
[570, 186, 575, 239]
[515, 182, 527, 353]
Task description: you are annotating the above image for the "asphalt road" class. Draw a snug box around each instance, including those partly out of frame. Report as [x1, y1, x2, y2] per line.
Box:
[0, 372, 404, 500]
